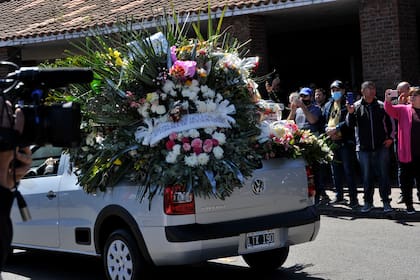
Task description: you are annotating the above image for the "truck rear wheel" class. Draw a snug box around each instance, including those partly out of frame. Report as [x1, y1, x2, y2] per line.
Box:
[242, 247, 289, 271]
[103, 229, 146, 280]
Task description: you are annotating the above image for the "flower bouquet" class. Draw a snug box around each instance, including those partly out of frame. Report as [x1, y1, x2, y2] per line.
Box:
[256, 120, 333, 165]
[47, 16, 264, 201]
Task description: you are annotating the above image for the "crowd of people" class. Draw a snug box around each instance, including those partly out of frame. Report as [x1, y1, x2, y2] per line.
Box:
[263, 74, 419, 214]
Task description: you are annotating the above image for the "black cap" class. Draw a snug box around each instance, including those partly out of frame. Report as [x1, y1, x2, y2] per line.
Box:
[330, 80, 344, 89]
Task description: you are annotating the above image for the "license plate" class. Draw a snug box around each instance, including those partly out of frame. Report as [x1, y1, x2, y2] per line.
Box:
[245, 230, 276, 249]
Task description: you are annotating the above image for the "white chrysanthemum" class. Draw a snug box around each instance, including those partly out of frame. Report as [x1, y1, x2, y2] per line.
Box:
[155, 105, 166, 115]
[201, 85, 209, 93]
[86, 132, 95, 146]
[148, 92, 159, 102]
[212, 132, 226, 145]
[190, 79, 200, 88]
[184, 154, 198, 167]
[162, 80, 175, 93]
[188, 129, 200, 138]
[321, 145, 330, 153]
[181, 88, 193, 99]
[204, 127, 215, 134]
[212, 146, 224, 159]
[195, 100, 207, 113]
[138, 104, 150, 118]
[201, 85, 215, 99]
[95, 135, 104, 145]
[166, 152, 178, 163]
[150, 104, 159, 113]
[197, 153, 210, 165]
[215, 93, 223, 103]
[206, 100, 217, 112]
[173, 144, 181, 155]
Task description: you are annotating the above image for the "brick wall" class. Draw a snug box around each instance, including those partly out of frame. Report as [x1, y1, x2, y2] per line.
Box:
[359, 0, 419, 96]
[222, 15, 268, 75]
[397, 0, 419, 84]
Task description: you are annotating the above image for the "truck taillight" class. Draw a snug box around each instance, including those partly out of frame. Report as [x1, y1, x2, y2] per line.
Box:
[164, 185, 195, 215]
[306, 166, 316, 198]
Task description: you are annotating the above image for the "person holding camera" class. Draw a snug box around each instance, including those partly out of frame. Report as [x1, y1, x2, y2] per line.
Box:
[346, 81, 394, 213]
[384, 86, 420, 214]
[0, 96, 32, 275]
[323, 80, 359, 209]
[391, 81, 420, 205]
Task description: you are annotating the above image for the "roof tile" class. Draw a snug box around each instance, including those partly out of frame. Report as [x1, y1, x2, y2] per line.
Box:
[0, 0, 293, 42]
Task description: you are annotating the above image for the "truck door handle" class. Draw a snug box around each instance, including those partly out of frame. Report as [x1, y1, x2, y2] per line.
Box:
[46, 191, 57, 199]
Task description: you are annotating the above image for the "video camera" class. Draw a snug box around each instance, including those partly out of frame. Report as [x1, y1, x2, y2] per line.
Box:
[0, 61, 93, 149]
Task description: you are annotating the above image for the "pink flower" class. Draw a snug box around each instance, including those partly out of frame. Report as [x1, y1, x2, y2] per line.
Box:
[212, 139, 219, 146]
[169, 132, 177, 141]
[166, 140, 175, 150]
[181, 137, 190, 143]
[170, 46, 177, 63]
[193, 146, 202, 155]
[172, 60, 197, 78]
[191, 138, 202, 149]
[183, 143, 191, 152]
[203, 139, 213, 153]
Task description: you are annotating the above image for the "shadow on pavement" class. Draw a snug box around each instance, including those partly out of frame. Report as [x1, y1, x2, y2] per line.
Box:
[317, 205, 420, 222]
[4, 250, 327, 280]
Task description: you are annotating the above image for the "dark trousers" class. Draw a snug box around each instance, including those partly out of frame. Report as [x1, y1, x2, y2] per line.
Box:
[399, 157, 420, 207]
[331, 142, 358, 204]
[0, 187, 14, 272]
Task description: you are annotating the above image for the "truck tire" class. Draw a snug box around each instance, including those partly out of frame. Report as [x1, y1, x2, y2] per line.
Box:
[103, 229, 146, 280]
[242, 247, 290, 271]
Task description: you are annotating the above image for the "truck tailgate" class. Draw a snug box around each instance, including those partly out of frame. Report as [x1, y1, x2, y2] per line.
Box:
[194, 158, 311, 224]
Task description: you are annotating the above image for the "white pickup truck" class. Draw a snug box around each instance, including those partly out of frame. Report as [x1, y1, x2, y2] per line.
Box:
[11, 145, 320, 280]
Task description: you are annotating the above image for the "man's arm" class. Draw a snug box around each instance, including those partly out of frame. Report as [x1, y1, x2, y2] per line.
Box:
[0, 98, 32, 190]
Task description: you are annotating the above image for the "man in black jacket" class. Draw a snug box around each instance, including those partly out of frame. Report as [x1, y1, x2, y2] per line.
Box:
[346, 81, 394, 213]
[0, 96, 32, 275]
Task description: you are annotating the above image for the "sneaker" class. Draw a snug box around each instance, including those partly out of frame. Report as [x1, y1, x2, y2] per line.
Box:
[350, 203, 361, 210]
[361, 203, 374, 213]
[320, 195, 331, 203]
[383, 202, 393, 213]
[330, 197, 347, 205]
[406, 205, 416, 215]
[397, 195, 405, 204]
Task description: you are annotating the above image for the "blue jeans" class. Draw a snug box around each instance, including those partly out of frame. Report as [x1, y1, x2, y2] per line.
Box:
[357, 146, 391, 204]
[331, 142, 358, 204]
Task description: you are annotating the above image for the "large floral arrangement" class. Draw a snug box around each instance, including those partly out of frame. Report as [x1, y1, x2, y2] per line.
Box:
[47, 15, 333, 202]
[47, 17, 264, 201]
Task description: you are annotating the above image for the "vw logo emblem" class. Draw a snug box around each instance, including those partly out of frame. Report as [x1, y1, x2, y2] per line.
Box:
[252, 179, 265, 195]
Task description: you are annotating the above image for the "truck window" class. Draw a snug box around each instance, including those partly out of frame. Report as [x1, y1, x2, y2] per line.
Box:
[24, 145, 62, 178]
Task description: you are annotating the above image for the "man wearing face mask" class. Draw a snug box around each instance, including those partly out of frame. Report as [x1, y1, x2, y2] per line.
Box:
[323, 80, 359, 208]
